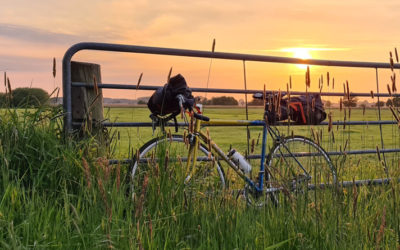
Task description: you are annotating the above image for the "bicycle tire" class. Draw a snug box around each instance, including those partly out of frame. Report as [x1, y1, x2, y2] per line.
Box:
[130, 135, 226, 201]
[266, 136, 337, 204]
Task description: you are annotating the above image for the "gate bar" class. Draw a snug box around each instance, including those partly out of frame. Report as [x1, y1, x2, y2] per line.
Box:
[73, 120, 397, 128]
[71, 82, 400, 97]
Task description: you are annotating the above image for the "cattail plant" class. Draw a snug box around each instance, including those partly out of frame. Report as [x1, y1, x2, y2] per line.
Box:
[82, 157, 92, 188]
[167, 67, 173, 84]
[390, 51, 394, 72]
[212, 39, 216, 52]
[306, 66, 311, 88]
[391, 73, 397, 93]
[352, 177, 358, 218]
[164, 150, 169, 171]
[135, 174, 149, 218]
[167, 129, 172, 143]
[98, 178, 111, 220]
[376, 145, 382, 162]
[116, 162, 120, 191]
[263, 84, 266, 108]
[376, 206, 387, 248]
[136, 72, 143, 90]
[343, 139, 348, 153]
[148, 214, 153, 239]
[206, 128, 211, 153]
[52, 58, 56, 78]
[387, 84, 392, 96]
[327, 72, 330, 87]
[3, 72, 6, 90]
[312, 98, 316, 112]
[277, 90, 282, 118]
[7, 77, 12, 96]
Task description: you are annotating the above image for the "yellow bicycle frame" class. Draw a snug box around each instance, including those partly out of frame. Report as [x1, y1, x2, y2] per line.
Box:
[184, 117, 263, 184]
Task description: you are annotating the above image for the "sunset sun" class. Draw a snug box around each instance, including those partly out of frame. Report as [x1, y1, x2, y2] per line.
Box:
[281, 48, 312, 69]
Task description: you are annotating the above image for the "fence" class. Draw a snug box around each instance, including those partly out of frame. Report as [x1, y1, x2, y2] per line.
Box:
[63, 42, 400, 186]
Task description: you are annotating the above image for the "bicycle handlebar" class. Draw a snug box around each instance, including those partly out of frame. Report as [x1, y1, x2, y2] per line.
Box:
[193, 112, 210, 122]
[176, 94, 210, 121]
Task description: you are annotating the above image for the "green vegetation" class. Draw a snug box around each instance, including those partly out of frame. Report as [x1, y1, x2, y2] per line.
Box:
[343, 96, 358, 107]
[199, 96, 239, 105]
[0, 88, 50, 107]
[1, 105, 400, 248]
[386, 97, 400, 107]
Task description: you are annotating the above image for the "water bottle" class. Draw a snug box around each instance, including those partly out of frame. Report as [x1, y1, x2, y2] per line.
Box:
[228, 149, 252, 174]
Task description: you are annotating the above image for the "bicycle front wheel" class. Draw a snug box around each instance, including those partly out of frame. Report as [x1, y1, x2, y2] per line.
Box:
[130, 135, 226, 201]
[267, 136, 336, 203]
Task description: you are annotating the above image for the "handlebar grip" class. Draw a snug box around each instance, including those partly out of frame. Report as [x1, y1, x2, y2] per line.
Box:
[193, 112, 210, 122]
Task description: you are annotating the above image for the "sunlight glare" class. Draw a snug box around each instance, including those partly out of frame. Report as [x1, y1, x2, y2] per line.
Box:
[281, 48, 312, 69]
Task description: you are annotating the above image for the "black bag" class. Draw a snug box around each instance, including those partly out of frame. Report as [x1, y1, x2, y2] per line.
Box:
[147, 74, 194, 116]
[262, 93, 326, 125]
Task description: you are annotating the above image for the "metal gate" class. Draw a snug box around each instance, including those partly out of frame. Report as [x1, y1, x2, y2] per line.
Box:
[63, 42, 400, 187]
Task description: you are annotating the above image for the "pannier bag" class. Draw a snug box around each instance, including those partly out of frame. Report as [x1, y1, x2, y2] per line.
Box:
[147, 74, 195, 116]
[258, 93, 326, 125]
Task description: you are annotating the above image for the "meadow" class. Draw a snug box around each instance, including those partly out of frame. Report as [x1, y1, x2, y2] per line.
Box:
[108, 106, 399, 180]
[1, 105, 400, 249]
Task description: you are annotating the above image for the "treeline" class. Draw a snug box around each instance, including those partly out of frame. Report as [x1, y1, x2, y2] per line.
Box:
[198, 96, 238, 105]
[0, 88, 50, 107]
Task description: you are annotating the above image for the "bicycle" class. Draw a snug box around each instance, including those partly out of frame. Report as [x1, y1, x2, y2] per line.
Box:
[130, 93, 337, 206]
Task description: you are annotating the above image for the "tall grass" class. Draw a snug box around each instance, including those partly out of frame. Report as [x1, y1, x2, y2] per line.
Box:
[1, 104, 399, 248]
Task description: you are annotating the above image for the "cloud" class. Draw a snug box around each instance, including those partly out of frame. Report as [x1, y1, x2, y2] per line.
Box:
[0, 23, 82, 45]
[0, 54, 51, 72]
[0, 23, 126, 45]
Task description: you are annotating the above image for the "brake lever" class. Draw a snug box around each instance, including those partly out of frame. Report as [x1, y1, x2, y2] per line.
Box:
[176, 94, 185, 119]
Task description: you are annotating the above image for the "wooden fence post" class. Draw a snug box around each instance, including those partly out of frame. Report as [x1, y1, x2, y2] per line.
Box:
[71, 61, 107, 153]
[71, 61, 104, 127]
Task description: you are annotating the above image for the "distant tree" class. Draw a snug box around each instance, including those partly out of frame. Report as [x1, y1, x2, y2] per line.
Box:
[208, 96, 238, 105]
[376, 101, 385, 107]
[138, 100, 146, 105]
[386, 97, 400, 107]
[343, 96, 358, 107]
[324, 100, 332, 108]
[248, 98, 264, 106]
[196, 96, 208, 105]
[11, 88, 49, 107]
[0, 93, 6, 106]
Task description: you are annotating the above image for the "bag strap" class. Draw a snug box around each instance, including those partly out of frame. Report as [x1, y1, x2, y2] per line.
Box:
[150, 111, 180, 134]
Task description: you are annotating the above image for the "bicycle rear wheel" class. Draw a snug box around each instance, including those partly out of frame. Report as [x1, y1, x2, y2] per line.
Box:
[130, 135, 226, 202]
[266, 136, 336, 204]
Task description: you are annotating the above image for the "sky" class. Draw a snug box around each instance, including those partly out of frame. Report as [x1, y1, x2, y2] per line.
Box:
[1, 0, 399, 100]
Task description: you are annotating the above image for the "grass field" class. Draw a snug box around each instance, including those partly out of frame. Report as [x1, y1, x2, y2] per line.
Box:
[107, 106, 399, 180]
[1, 105, 400, 248]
